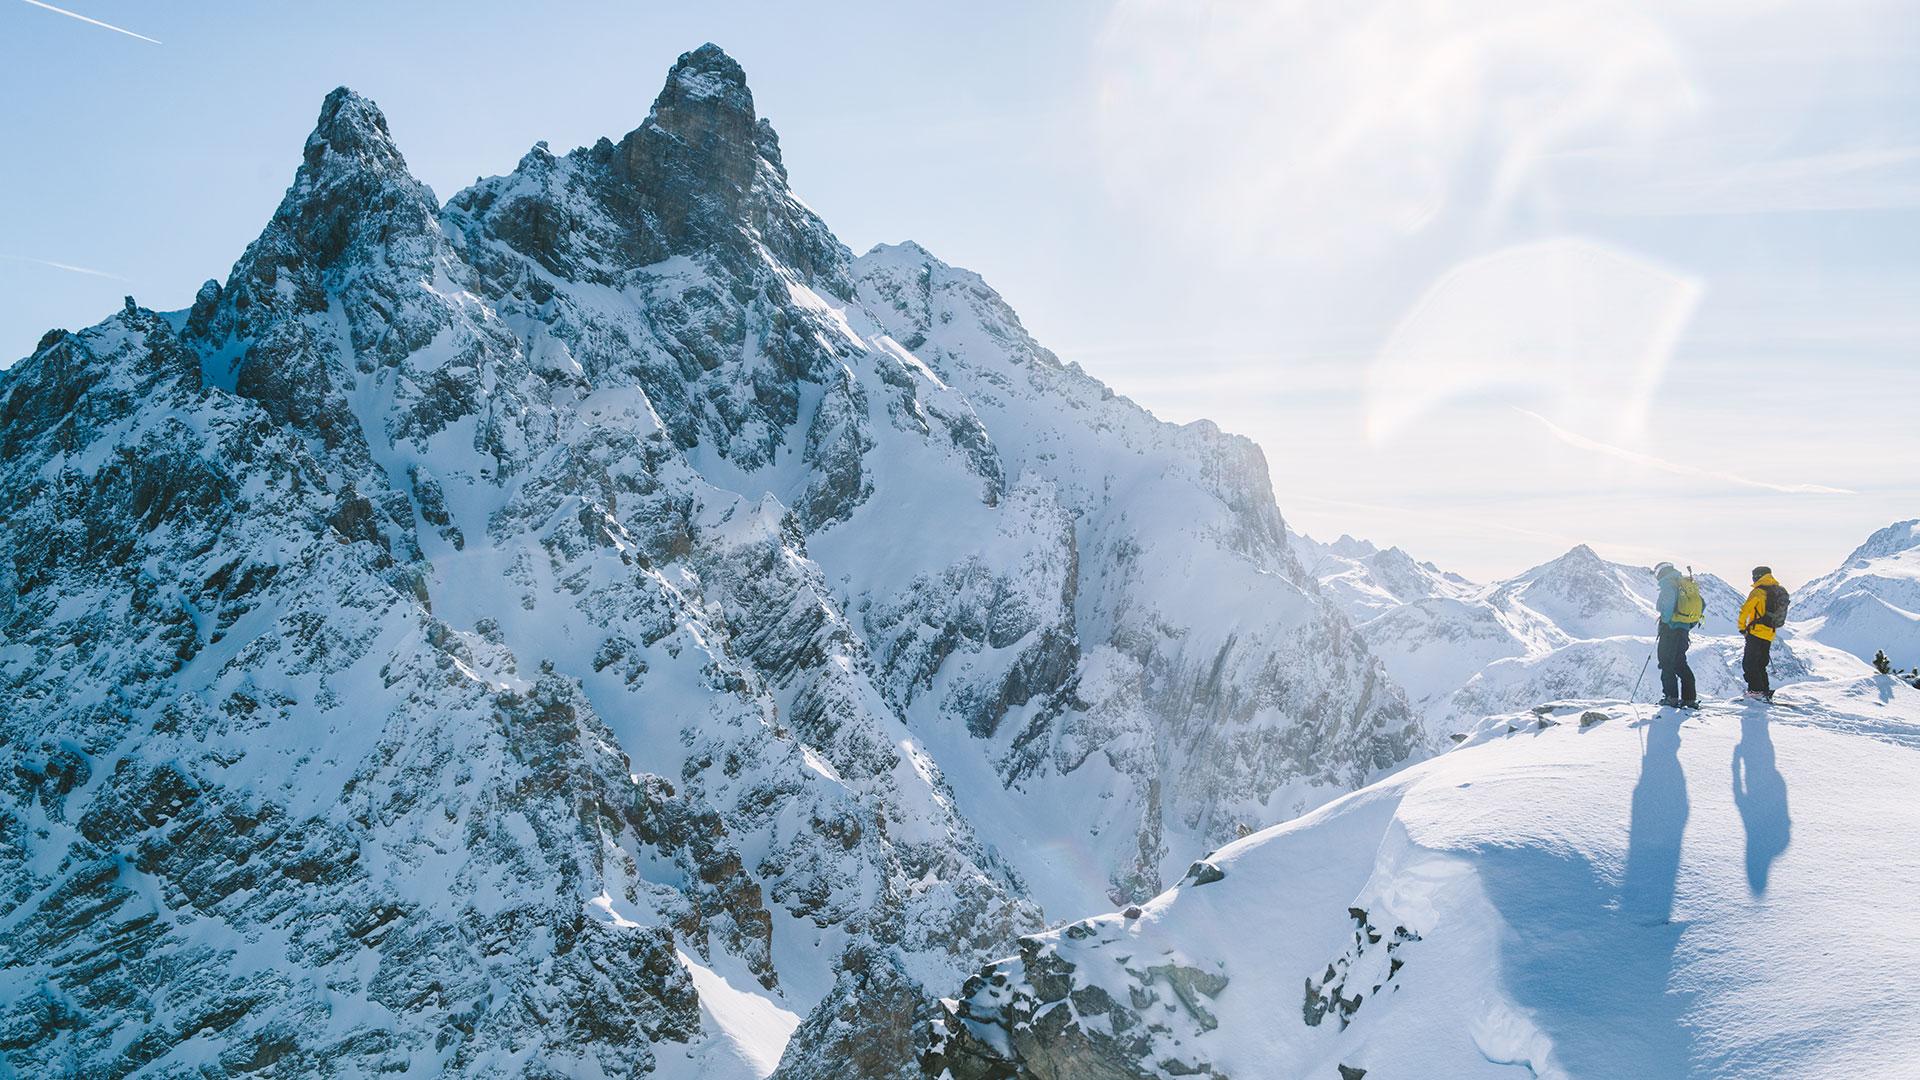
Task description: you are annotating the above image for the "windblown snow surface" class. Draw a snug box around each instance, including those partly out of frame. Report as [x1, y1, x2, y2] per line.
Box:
[932, 673, 1920, 1079]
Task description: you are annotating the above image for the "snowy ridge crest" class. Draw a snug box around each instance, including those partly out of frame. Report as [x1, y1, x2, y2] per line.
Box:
[933, 677, 1920, 1078]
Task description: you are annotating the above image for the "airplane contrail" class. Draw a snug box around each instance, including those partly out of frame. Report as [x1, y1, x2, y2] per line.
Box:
[18, 0, 161, 44]
[2, 253, 129, 280]
[1515, 408, 1855, 496]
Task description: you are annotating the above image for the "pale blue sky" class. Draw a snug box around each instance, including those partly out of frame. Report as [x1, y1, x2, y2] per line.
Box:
[4, 0, 1916, 584]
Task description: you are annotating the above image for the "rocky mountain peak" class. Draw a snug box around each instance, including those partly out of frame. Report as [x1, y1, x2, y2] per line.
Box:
[216, 85, 441, 301]
[306, 86, 405, 172]
[1506, 544, 1620, 591]
[1558, 543, 1604, 566]
[1327, 533, 1381, 558]
[657, 42, 754, 114]
[617, 43, 765, 212]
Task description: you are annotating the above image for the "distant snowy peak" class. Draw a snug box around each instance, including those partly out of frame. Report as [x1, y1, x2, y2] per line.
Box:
[1291, 530, 1475, 623]
[1324, 533, 1383, 559]
[1295, 531, 1382, 561]
[1488, 544, 1742, 643]
[1295, 532, 1747, 646]
[1840, 518, 1920, 564]
[1797, 519, 1920, 663]
[1800, 518, 1920, 614]
[1488, 543, 1653, 644]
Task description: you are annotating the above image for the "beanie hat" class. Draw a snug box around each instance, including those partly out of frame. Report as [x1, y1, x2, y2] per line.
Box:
[1752, 565, 1772, 581]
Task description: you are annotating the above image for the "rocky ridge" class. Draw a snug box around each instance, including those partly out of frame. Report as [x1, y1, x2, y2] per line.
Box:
[0, 45, 1415, 1078]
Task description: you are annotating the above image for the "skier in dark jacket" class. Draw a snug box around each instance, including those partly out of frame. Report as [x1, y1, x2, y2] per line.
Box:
[1653, 562, 1700, 708]
[1738, 566, 1789, 701]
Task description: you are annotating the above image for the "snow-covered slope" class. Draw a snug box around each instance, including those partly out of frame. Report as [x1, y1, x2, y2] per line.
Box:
[0, 46, 1414, 1079]
[930, 674, 1920, 1079]
[1797, 519, 1920, 667]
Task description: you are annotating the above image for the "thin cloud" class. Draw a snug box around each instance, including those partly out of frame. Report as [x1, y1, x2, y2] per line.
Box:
[1094, 0, 1696, 263]
[18, 0, 161, 44]
[1, 253, 129, 281]
[1516, 408, 1855, 495]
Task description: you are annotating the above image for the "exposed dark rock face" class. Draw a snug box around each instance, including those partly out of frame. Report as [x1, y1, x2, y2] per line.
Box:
[1, 43, 1415, 1079]
[923, 923, 1228, 1080]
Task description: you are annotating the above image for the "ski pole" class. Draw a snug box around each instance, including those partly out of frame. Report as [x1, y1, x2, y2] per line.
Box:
[1627, 652, 1652, 724]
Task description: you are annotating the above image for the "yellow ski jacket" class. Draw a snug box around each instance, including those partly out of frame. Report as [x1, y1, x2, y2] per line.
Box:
[1740, 574, 1782, 641]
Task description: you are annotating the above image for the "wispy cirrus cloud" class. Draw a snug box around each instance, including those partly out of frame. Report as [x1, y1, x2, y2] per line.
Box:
[17, 0, 161, 45]
[1094, 0, 1697, 263]
[1515, 408, 1855, 495]
[1, 252, 129, 280]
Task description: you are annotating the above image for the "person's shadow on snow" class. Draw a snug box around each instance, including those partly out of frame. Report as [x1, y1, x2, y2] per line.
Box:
[1622, 715, 1689, 924]
[1732, 710, 1791, 895]
[1471, 712, 1696, 1074]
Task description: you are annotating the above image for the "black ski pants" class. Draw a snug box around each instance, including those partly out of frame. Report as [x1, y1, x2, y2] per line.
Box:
[1743, 633, 1773, 696]
[1657, 623, 1695, 704]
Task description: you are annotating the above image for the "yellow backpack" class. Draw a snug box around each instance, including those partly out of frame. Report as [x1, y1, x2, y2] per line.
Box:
[1673, 575, 1705, 625]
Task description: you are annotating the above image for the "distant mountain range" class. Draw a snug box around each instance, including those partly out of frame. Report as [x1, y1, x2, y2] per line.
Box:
[1291, 528, 1909, 731]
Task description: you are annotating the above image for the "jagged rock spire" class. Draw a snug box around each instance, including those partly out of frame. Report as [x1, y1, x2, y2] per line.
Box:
[653, 43, 755, 119]
[196, 86, 454, 454]
[440, 43, 850, 292]
[280, 87, 440, 272]
[306, 87, 407, 173]
[216, 85, 440, 306]
[615, 44, 765, 235]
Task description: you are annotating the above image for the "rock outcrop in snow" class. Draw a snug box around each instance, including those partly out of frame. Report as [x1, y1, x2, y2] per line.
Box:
[930, 675, 1920, 1078]
[0, 45, 1415, 1078]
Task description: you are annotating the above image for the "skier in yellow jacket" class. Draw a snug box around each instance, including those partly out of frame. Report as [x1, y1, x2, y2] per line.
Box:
[1738, 567, 1790, 702]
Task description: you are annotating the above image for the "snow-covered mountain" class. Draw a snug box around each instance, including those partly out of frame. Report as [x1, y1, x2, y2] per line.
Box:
[930, 674, 1920, 1079]
[0, 46, 1415, 1078]
[1795, 519, 1920, 668]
